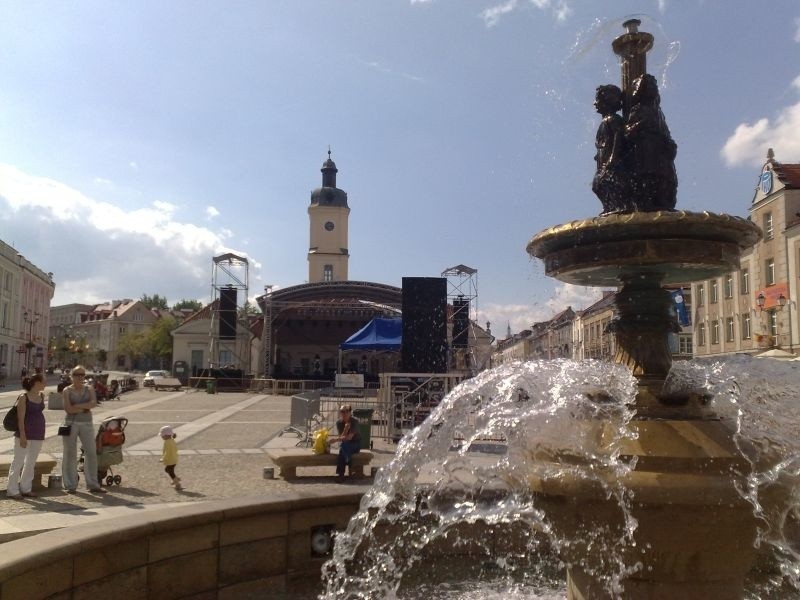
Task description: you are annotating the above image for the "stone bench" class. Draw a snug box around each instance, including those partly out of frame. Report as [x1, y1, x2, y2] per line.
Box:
[152, 377, 183, 391]
[0, 453, 58, 490]
[265, 448, 374, 479]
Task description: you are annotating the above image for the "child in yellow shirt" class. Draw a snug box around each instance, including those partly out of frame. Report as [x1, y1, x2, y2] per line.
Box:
[159, 425, 182, 490]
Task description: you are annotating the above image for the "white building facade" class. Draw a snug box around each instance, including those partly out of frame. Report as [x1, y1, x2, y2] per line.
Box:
[692, 151, 800, 357]
[0, 240, 55, 376]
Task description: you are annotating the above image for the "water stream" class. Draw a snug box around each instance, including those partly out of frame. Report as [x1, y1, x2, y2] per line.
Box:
[320, 357, 800, 599]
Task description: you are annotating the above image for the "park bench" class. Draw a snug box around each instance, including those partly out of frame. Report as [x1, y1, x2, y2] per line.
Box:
[152, 377, 183, 391]
[265, 448, 374, 480]
[0, 453, 58, 490]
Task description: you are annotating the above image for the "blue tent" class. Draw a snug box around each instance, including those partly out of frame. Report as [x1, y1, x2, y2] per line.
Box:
[339, 318, 402, 351]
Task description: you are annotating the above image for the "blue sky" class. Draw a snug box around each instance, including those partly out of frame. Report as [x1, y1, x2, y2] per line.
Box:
[2, 1, 799, 333]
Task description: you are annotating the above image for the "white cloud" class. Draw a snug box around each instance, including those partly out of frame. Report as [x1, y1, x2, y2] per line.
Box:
[482, 0, 518, 27]
[129, 161, 139, 171]
[0, 164, 260, 305]
[205, 206, 220, 219]
[795, 17, 800, 43]
[478, 283, 604, 336]
[657, 0, 668, 14]
[361, 59, 425, 84]
[721, 80, 800, 167]
[481, 0, 572, 27]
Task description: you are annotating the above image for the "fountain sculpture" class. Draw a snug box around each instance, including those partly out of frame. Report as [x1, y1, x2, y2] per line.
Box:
[526, 19, 772, 599]
[322, 19, 797, 600]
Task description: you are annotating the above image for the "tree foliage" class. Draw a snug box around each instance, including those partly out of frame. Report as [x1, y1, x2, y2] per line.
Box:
[173, 298, 203, 313]
[148, 316, 177, 360]
[140, 293, 169, 310]
[117, 330, 148, 360]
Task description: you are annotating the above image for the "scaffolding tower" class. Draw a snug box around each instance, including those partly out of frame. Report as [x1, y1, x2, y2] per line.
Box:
[441, 264, 478, 374]
[209, 253, 249, 371]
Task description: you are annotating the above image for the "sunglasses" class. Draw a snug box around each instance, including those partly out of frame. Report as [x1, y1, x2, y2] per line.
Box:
[73, 373, 86, 377]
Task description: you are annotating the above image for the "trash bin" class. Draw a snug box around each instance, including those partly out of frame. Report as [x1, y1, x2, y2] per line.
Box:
[206, 379, 217, 394]
[353, 408, 373, 450]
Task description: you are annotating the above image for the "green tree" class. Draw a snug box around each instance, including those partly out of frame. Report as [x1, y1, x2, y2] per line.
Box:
[238, 301, 261, 317]
[173, 298, 203, 313]
[117, 330, 148, 367]
[147, 316, 178, 369]
[140, 293, 169, 310]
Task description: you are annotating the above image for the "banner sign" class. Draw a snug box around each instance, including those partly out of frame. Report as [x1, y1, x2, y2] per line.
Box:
[336, 373, 364, 388]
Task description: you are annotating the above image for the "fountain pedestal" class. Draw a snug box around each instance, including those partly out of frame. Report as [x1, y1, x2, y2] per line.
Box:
[528, 211, 763, 599]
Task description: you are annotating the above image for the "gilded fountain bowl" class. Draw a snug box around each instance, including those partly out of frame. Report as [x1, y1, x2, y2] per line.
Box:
[527, 210, 762, 287]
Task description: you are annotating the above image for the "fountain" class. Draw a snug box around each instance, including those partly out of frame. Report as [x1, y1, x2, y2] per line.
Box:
[320, 19, 798, 600]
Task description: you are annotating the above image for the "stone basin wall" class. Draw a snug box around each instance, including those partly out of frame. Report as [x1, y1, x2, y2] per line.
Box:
[0, 489, 363, 599]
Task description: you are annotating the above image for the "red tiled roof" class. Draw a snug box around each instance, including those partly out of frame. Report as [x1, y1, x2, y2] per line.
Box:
[772, 162, 800, 189]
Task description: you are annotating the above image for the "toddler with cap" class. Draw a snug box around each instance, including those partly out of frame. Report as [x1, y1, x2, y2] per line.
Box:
[159, 425, 182, 490]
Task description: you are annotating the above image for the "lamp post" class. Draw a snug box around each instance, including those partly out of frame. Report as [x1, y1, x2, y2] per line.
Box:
[22, 311, 40, 373]
[756, 292, 788, 347]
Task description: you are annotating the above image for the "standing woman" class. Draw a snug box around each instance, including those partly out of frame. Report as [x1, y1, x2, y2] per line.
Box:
[6, 373, 47, 498]
[61, 365, 106, 494]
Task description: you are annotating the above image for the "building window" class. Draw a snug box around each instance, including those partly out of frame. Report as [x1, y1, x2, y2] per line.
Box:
[740, 268, 749, 294]
[696, 284, 705, 306]
[119, 327, 125, 334]
[742, 314, 751, 340]
[323, 265, 333, 282]
[711, 320, 720, 345]
[766, 258, 776, 286]
[710, 280, 718, 304]
[726, 317, 735, 342]
[724, 274, 733, 298]
[678, 334, 692, 355]
[3, 272, 11, 291]
[769, 311, 778, 337]
[763, 212, 773, 240]
[698, 323, 706, 347]
[219, 350, 233, 366]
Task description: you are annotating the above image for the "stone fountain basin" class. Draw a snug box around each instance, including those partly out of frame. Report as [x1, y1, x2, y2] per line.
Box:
[527, 211, 761, 287]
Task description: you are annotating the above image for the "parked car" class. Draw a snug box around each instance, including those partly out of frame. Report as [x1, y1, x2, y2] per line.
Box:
[143, 370, 169, 387]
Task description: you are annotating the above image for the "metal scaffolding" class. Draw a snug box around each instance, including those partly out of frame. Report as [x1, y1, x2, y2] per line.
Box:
[441, 264, 479, 374]
[209, 253, 249, 371]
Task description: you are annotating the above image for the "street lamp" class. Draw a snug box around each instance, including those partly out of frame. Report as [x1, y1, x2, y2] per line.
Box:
[22, 311, 40, 373]
[757, 293, 790, 347]
[756, 292, 766, 311]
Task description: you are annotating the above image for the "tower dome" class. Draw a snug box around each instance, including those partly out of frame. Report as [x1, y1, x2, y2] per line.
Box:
[310, 149, 348, 207]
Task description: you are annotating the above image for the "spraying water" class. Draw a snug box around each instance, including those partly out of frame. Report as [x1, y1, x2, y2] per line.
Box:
[319, 358, 800, 599]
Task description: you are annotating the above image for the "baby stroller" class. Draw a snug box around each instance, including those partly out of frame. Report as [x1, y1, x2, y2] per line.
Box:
[79, 416, 128, 486]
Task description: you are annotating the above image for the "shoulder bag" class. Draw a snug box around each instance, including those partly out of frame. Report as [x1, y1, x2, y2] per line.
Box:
[3, 395, 24, 432]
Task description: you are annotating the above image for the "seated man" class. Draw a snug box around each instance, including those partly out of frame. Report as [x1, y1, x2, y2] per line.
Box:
[331, 405, 361, 483]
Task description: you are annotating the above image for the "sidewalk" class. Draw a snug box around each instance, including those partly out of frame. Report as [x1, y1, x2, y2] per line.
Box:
[0, 389, 397, 542]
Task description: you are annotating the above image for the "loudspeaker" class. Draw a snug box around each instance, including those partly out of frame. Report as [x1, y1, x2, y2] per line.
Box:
[452, 297, 470, 348]
[219, 287, 237, 340]
[402, 277, 447, 373]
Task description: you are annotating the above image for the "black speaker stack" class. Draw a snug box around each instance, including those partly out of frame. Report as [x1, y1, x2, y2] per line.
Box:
[218, 287, 237, 340]
[401, 277, 447, 373]
[452, 297, 470, 348]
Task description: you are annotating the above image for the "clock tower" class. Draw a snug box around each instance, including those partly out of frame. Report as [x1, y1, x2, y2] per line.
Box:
[308, 150, 350, 283]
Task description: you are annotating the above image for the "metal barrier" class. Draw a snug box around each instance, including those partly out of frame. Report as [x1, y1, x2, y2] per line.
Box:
[278, 391, 322, 447]
[318, 394, 389, 442]
[248, 379, 331, 395]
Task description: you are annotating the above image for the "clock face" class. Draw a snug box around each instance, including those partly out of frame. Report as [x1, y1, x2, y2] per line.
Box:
[324, 221, 335, 231]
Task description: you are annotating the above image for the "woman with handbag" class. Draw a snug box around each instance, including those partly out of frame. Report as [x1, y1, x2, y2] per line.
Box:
[61, 365, 106, 494]
[5, 373, 46, 499]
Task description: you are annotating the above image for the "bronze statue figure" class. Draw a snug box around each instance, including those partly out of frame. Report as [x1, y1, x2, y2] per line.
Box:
[592, 84, 630, 213]
[592, 74, 678, 213]
[625, 74, 677, 211]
